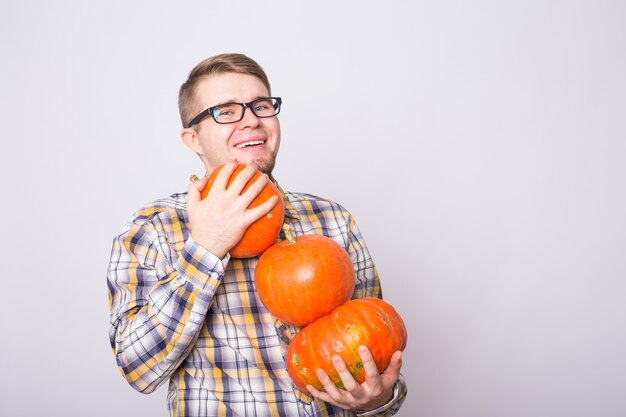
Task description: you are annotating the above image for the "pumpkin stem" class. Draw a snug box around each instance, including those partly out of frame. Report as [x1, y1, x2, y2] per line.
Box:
[283, 223, 297, 245]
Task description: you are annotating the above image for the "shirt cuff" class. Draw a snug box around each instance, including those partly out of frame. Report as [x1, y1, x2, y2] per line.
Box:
[176, 236, 229, 293]
[355, 381, 400, 417]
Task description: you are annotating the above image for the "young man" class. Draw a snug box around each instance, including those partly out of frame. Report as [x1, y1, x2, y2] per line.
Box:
[107, 53, 406, 416]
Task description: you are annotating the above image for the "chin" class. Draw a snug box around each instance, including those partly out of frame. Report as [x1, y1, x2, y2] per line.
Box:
[255, 159, 276, 175]
[237, 157, 276, 175]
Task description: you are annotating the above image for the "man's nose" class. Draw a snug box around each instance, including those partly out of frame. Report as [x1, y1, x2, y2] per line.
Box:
[238, 105, 261, 128]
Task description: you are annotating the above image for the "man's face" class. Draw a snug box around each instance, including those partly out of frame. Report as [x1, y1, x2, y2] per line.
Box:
[183, 72, 281, 175]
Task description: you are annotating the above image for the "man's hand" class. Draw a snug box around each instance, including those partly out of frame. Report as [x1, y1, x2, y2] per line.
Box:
[187, 162, 279, 258]
[306, 346, 403, 412]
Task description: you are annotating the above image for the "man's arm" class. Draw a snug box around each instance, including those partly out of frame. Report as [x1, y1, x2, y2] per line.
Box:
[108, 162, 277, 393]
[309, 209, 407, 415]
[107, 213, 229, 393]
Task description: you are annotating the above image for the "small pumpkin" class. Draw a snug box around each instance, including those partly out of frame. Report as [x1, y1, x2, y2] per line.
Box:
[255, 224, 355, 327]
[286, 297, 407, 393]
[201, 164, 285, 258]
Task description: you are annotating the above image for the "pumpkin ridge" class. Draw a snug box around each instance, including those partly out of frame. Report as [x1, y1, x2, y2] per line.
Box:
[289, 330, 317, 391]
[298, 332, 319, 390]
[323, 313, 347, 390]
[367, 298, 407, 352]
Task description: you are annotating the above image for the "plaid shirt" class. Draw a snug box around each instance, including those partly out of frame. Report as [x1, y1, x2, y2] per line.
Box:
[107, 184, 407, 417]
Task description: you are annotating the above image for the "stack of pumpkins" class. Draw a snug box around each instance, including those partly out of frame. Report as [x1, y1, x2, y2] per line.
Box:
[202, 164, 407, 392]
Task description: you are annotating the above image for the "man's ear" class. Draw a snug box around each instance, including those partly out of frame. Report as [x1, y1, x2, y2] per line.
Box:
[181, 128, 205, 156]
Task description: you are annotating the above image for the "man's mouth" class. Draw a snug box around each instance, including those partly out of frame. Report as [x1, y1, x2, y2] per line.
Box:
[235, 140, 266, 149]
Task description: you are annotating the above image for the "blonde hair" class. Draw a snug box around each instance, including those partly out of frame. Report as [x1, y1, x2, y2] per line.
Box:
[178, 53, 271, 128]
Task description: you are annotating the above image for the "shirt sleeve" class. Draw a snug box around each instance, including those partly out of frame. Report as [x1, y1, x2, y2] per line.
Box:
[344, 211, 381, 300]
[107, 217, 227, 394]
[356, 375, 408, 417]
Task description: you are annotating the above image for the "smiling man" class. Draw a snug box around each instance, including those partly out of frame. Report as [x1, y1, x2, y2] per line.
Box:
[107, 53, 406, 417]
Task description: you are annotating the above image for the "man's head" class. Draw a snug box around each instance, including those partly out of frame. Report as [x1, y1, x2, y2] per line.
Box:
[179, 53, 281, 174]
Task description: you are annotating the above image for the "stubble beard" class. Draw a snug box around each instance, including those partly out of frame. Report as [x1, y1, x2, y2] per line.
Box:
[240, 156, 276, 175]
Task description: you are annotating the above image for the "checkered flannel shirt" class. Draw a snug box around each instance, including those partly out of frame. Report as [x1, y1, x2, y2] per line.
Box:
[107, 184, 407, 416]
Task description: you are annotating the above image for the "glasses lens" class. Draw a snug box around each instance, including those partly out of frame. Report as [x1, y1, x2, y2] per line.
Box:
[251, 98, 280, 117]
[212, 103, 243, 123]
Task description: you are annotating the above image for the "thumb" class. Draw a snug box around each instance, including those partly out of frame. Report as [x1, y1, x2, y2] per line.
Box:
[382, 351, 403, 380]
[187, 175, 209, 204]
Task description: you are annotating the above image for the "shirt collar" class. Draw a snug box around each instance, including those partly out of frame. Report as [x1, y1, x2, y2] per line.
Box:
[270, 175, 300, 220]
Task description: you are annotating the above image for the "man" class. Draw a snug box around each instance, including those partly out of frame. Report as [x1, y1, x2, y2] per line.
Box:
[107, 53, 406, 416]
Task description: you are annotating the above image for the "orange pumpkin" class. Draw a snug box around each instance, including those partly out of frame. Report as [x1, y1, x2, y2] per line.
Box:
[286, 297, 407, 392]
[254, 225, 355, 327]
[201, 164, 285, 258]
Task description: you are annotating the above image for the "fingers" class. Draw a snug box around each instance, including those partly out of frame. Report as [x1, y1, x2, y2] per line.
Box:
[312, 368, 344, 403]
[221, 165, 278, 219]
[207, 163, 269, 206]
[306, 390, 341, 409]
[308, 356, 361, 406]
[358, 345, 380, 381]
[332, 355, 360, 392]
[244, 196, 279, 225]
[227, 164, 258, 195]
[211, 161, 239, 192]
[239, 172, 270, 207]
[306, 348, 403, 411]
[305, 383, 338, 408]
[305, 384, 326, 399]
[359, 346, 402, 382]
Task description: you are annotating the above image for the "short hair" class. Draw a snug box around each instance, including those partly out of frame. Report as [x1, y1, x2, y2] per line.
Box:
[178, 53, 272, 128]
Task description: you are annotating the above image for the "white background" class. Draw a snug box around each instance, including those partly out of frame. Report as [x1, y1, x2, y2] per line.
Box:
[1, 1, 625, 416]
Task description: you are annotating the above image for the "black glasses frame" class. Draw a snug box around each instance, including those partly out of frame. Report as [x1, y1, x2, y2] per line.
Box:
[187, 97, 282, 128]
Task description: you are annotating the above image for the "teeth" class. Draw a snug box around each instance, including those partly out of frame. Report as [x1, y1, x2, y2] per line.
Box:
[236, 140, 265, 149]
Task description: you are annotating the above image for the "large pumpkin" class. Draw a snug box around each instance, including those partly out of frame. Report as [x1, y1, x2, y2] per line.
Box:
[254, 225, 355, 327]
[201, 164, 285, 258]
[286, 297, 407, 393]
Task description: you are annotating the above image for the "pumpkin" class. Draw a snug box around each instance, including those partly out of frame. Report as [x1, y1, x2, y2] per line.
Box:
[254, 224, 355, 327]
[286, 297, 407, 393]
[201, 163, 285, 258]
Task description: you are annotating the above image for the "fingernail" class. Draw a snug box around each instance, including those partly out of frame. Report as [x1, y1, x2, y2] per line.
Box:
[359, 345, 367, 354]
[190, 174, 199, 183]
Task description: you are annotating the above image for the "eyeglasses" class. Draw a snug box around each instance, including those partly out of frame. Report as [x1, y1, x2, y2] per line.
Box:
[187, 97, 282, 128]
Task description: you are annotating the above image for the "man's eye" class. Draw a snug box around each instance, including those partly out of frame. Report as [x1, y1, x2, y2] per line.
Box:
[254, 99, 274, 112]
[213, 107, 236, 117]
